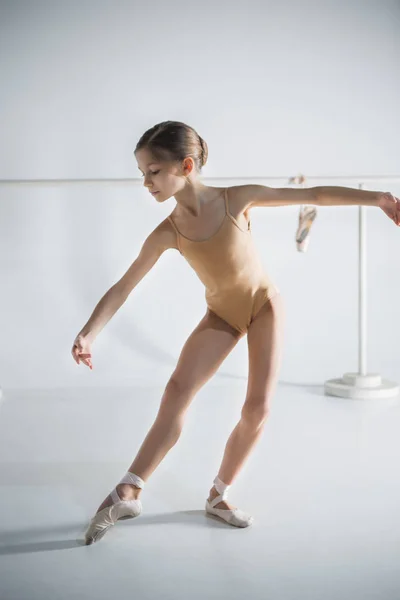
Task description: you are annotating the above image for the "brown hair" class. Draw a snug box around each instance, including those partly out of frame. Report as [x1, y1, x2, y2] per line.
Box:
[135, 121, 208, 175]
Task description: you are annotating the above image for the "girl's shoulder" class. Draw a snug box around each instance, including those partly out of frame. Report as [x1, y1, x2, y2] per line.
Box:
[157, 216, 181, 253]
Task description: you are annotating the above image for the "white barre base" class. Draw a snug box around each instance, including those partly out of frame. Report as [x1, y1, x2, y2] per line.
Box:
[324, 372, 399, 400]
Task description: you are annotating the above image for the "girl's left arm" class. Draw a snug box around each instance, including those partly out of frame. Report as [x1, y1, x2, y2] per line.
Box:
[316, 187, 400, 226]
[246, 185, 400, 226]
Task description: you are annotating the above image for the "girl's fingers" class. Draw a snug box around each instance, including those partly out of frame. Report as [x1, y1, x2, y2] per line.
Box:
[77, 359, 92, 368]
[72, 343, 92, 367]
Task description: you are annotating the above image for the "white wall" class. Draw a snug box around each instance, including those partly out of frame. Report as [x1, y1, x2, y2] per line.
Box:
[1, 0, 399, 391]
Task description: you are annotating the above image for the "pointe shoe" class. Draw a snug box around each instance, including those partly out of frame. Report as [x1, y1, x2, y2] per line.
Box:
[295, 205, 317, 253]
[205, 494, 254, 528]
[85, 486, 142, 545]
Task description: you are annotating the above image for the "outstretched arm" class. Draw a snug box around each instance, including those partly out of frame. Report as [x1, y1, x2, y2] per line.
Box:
[313, 187, 399, 226]
[247, 185, 400, 226]
[315, 186, 380, 207]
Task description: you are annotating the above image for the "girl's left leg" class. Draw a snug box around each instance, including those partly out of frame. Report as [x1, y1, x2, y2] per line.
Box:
[207, 293, 285, 511]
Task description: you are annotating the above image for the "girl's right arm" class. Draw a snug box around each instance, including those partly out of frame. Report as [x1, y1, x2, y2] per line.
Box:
[71, 219, 175, 367]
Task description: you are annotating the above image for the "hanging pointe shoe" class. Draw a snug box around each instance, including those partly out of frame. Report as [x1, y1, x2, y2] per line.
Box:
[295, 204, 318, 253]
[205, 476, 254, 528]
[84, 472, 144, 545]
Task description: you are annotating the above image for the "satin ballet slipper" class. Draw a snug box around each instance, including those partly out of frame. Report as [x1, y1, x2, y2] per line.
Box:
[205, 493, 254, 528]
[85, 486, 142, 545]
[296, 205, 317, 253]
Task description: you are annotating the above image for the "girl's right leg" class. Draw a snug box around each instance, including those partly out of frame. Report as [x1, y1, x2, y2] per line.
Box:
[94, 309, 244, 514]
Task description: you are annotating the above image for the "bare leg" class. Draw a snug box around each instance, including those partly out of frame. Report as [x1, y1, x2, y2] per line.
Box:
[207, 417, 267, 509]
[95, 383, 192, 513]
[208, 294, 284, 510]
[94, 308, 243, 515]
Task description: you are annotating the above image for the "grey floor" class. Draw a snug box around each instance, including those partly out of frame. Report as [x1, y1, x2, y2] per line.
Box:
[0, 382, 399, 600]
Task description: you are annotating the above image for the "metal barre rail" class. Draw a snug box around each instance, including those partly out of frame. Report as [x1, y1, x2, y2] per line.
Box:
[0, 175, 400, 185]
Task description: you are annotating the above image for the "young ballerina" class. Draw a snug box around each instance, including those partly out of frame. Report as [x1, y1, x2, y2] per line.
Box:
[71, 121, 400, 545]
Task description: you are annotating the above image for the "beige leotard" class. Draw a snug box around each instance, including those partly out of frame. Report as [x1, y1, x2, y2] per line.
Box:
[167, 187, 279, 335]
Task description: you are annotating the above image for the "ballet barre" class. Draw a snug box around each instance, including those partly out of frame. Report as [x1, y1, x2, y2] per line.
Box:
[1, 174, 399, 402]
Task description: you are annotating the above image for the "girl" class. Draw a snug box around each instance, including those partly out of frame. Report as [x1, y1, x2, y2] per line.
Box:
[71, 121, 400, 544]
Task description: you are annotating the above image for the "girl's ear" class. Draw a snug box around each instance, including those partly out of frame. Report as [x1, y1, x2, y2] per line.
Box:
[183, 157, 195, 176]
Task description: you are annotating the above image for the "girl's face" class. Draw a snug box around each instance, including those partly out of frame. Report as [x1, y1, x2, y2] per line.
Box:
[135, 148, 187, 202]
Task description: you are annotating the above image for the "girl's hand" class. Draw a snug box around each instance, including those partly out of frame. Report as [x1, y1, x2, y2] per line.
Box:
[378, 192, 400, 226]
[71, 334, 93, 370]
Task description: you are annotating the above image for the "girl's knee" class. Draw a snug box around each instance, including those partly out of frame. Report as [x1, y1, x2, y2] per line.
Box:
[158, 377, 196, 419]
[166, 375, 195, 398]
[241, 398, 270, 426]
